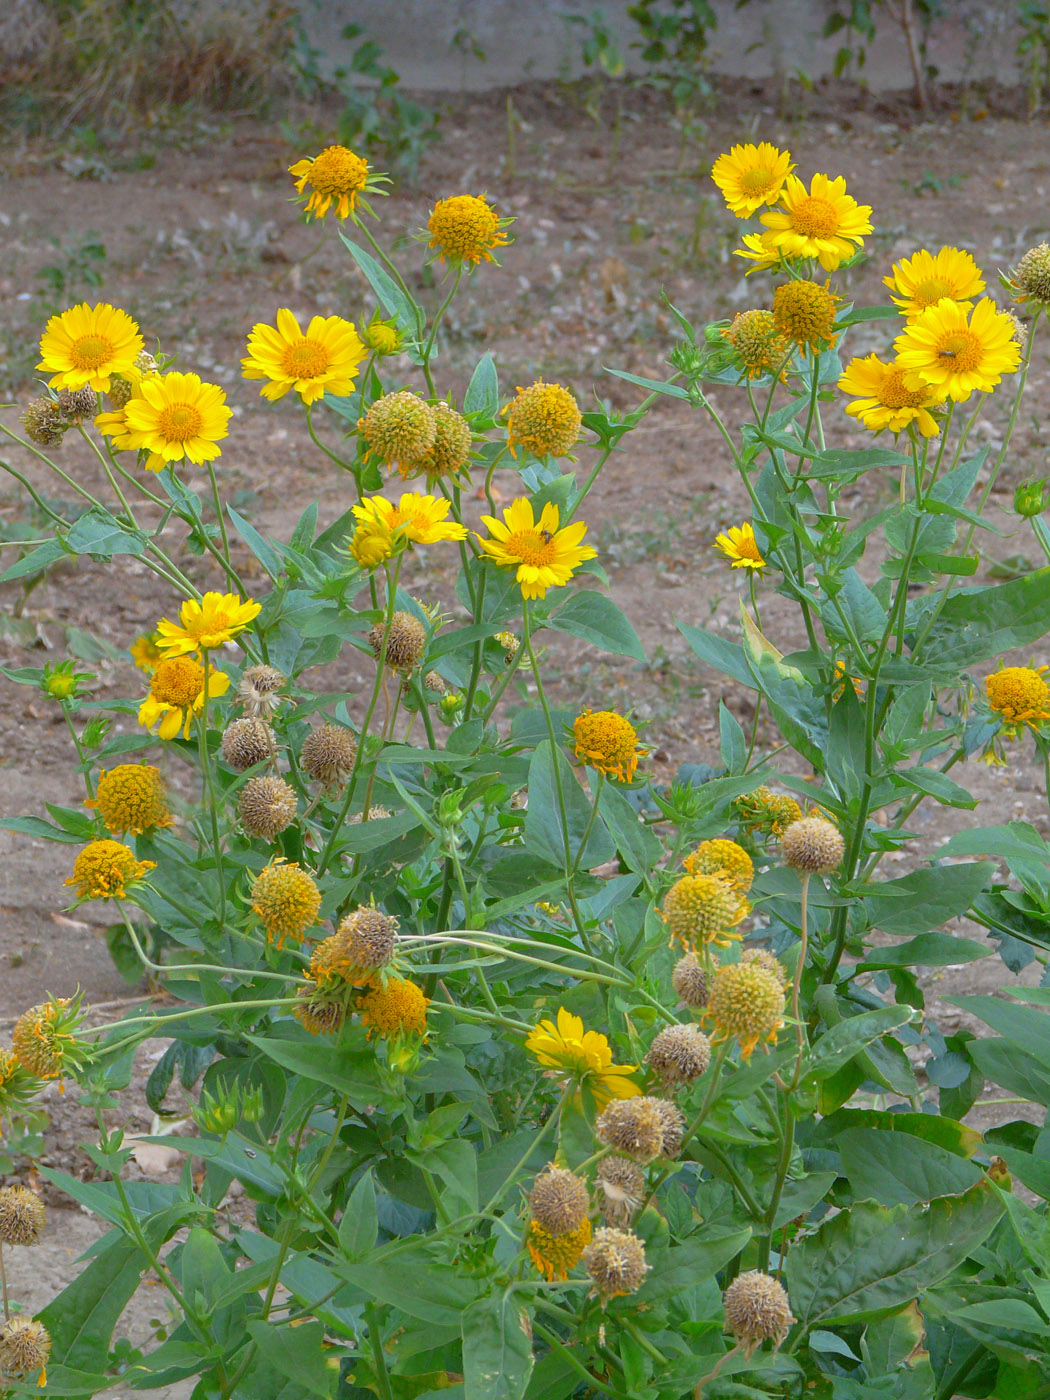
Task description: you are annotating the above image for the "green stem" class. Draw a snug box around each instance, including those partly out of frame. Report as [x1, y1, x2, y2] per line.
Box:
[198, 649, 227, 930]
[305, 402, 354, 472]
[366, 1304, 395, 1400]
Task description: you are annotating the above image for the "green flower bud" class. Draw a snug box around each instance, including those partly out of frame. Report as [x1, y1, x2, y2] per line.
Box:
[1015, 479, 1048, 519]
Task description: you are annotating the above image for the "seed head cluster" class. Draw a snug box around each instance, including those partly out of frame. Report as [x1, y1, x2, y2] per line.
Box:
[596, 1095, 683, 1162]
[723, 1270, 794, 1356]
[221, 717, 275, 771]
[336, 904, 398, 970]
[360, 391, 436, 473]
[0, 1316, 52, 1379]
[645, 1023, 712, 1088]
[237, 665, 286, 718]
[581, 1227, 649, 1300]
[706, 962, 786, 1060]
[528, 1166, 589, 1236]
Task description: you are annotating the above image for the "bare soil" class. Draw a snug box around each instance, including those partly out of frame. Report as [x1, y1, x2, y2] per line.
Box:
[1, 77, 1049, 1374]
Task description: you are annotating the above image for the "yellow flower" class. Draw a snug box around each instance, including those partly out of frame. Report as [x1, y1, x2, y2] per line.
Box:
[477, 498, 597, 600]
[760, 173, 873, 272]
[711, 142, 795, 217]
[362, 314, 404, 355]
[772, 280, 840, 352]
[129, 632, 162, 673]
[115, 372, 232, 472]
[138, 656, 230, 741]
[251, 860, 322, 948]
[37, 301, 143, 392]
[427, 194, 510, 267]
[349, 523, 395, 570]
[86, 764, 172, 836]
[883, 246, 985, 319]
[351, 492, 469, 546]
[503, 380, 582, 460]
[527, 1217, 593, 1282]
[722, 310, 790, 379]
[662, 873, 750, 952]
[733, 231, 786, 273]
[714, 522, 765, 570]
[985, 665, 1050, 730]
[242, 309, 366, 405]
[155, 592, 261, 658]
[525, 1007, 639, 1109]
[893, 297, 1022, 402]
[683, 839, 753, 893]
[358, 977, 429, 1040]
[733, 786, 802, 839]
[704, 961, 785, 1061]
[65, 839, 155, 900]
[838, 354, 944, 437]
[288, 144, 371, 219]
[573, 709, 644, 783]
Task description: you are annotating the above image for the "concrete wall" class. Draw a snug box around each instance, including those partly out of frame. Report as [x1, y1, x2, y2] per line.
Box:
[296, 0, 1022, 93]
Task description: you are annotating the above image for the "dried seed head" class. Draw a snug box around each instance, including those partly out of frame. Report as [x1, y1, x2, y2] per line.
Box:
[238, 775, 298, 841]
[370, 611, 426, 672]
[645, 1023, 711, 1088]
[423, 400, 472, 479]
[723, 1270, 794, 1357]
[21, 398, 65, 447]
[237, 664, 286, 718]
[0, 1185, 46, 1245]
[595, 1098, 664, 1163]
[671, 951, 709, 1008]
[781, 817, 844, 875]
[0, 1316, 51, 1378]
[221, 718, 276, 771]
[301, 724, 357, 787]
[293, 989, 346, 1036]
[423, 669, 447, 694]
[336, 904, 398, 970]
[596, 1156, 645, 1227]
[581, 1226, 649, 1300]
[652, 1097, 686, 1156]
[528, 1166, 590, 1236]
[107, 374, 135, 408]
[56, 386, 99, 422]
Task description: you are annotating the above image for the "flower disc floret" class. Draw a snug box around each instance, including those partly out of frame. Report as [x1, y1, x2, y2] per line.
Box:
[477, 498, 597, 600]
[0, 1186, 46, 1246]
[65, 839, 155, 900]
[11, 998, 85, 1081]
[662, 872, 749, 952]
[357, 977, 429, 1040]
[139, 656, 230, 741]
[504, 380, 581, 459]
[884, 246, 985, 319]
[760, 172, 872, 271]
[582, 1227, 649, 1300]
[741, 948, 788, 986]
[986, 665, 1050, 728]
[527, 1217, 592, 1282]
[529, 1167, 590, 1235]
[87, 764, 171, 836]
[427, 194, 509, 266]
[573, 709, 643, 782]
[423, 401, 473, 479]
[734, 785, 802, 838]
[711, 142, 795, 217]
[526, 1007, 639, 1108]
[773, 280, 840, 351]
[781, 817, 844, 875]
[722, 309, 789, 378]
[683, 838, 754, 892]
[251, 860, 321, 948]
[705, 962, 786, 1060]
[289, 144, 369, 219]
[839, 354, 943, 437]
[156, 591, 261, 658]
[894, 297, 1021, 401]
[724, 1271, 794, 1357]
[38, 301, 143, 392]
[359, 391, 436, 472]
[121, 372, 232, 471]
[243, 309, 366, 404]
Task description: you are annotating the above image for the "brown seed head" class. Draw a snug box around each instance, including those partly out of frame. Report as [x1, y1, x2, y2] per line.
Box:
[221, 718, 275, 771]
[56, 386, 99, 422]
[528, 1166, 590, 1236]
[21, 398, 65, 447]
[595, 1097, 664, 1163]
[671, 951, 709, 1008]
[370, 611, 426, 672]
[581, 1226, 649, 1300]
[237, 664, 286, 718]
[723, 1270, 794, 1357]
[0, 1186, 46, 1245]
[336, 905, 398, 969]
[238, 775, 298, 841]
[781, 817, 844, 875]
[0, 1316, 51, 1377]
[645, 1024, 711, 1088]
[596, 1156, 645, 1227]
[301, 724, 357, 787]
[652, 1097, 686, 1156]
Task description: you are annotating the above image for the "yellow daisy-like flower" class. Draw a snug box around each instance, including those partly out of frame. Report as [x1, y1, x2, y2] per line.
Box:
[760, 173, 873, 272]
[838, 354, 944, 438]
[573, 709, 644, 783]
[288, 144, 371, 219]
[251, 859, 322, 949]
[86, 764, 172, 836]
[883, 246, 985, 319]
[351, 492, 469, 546]
[37, 301, 143, 392]
[357, 977, 430, 1040]
[64, 839, 155, 901]
[661, 873, 750, 952]
[527, 1217, 593, 1283]
[129, 632, 162, 673]
[733, 231, 786, 274]
[348, 523, 395, 570]
[525, 1007, 639, 1109]
[117, 372, 232, 472]
[155, 592, 261, 659]
[476, 498, 597, 600]
[427, 194, 510, 267]
[683, 839, 754, 893]
[714, 522, 765, 570]
[893, 297, 1022, 402]
[503, 380, 582, 460]
[711, 142, 795, 218]
[985, 665, 1050, 729]
[772, 280, 840, 353]
[138, 656, 230, 741]
[242, 309, 367, 405]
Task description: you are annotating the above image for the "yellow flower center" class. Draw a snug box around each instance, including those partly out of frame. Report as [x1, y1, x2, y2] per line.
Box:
[739, 166, 773, 194]
[914, 276, 953, 307]
[936, 330, 982, 371]
[773, 281, 838, 347]
[281, 338, 331, 379]
[504, 528, 557, 567]
[71, 334, 114, 370]
[879, 367, 931, 409]
[157, 402, 204, 442]
[986, 666, 1050, 721]
[791, 195, 841, 239]
[735, 533, 763, 561]
[151, 656, 205, 706]
[308, 146, 368, 195]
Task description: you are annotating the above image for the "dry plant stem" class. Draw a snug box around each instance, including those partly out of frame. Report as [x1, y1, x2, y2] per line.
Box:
[695, 1343, 741, 1399]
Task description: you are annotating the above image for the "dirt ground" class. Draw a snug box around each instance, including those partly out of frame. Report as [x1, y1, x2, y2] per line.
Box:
[1, 76, 1049, 1373]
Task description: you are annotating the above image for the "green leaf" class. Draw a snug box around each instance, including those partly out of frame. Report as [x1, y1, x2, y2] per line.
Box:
[461, 1293, 534, 1400]
[227, 505, 283, 580]
[805, 1006, 915, 1084]
[807, 447, 908, 482]
[246, 1319, 334, 1398]
[336, 1248, 483, 1325]
[786, 1177, 1005, 1330]
[859, 932, 990, 969]
[0, 814, 87, 843]
[604, 366, 691, 400]
[464, 353, 500, 417]
[0, 539, 69, 582]
[246, 1034, 380, 1102]
[523, 741, 615, 870]
[948, 994, 1050, 1063]
[913, 568, 1050, 668]
[636, 1223, 751, 1304]
[838, 1128, 982, 1205]
[938, 822, 1050, 899]
[719, 701, 747, 773]
[65, 507, 148, 558]
[39, 1234, 146, 1373]
[338, 232, 418, 331]
[677, 621, 755, 688]
[338, 1170, 378, 1259]
[968, 1039, 1050, 1105]
[598, 782, 661, 875]
[861, 863, 989, 935]
[835, 304, 904, 327]
[894, 766, 976, 809]
[548, 591, 645, 659]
